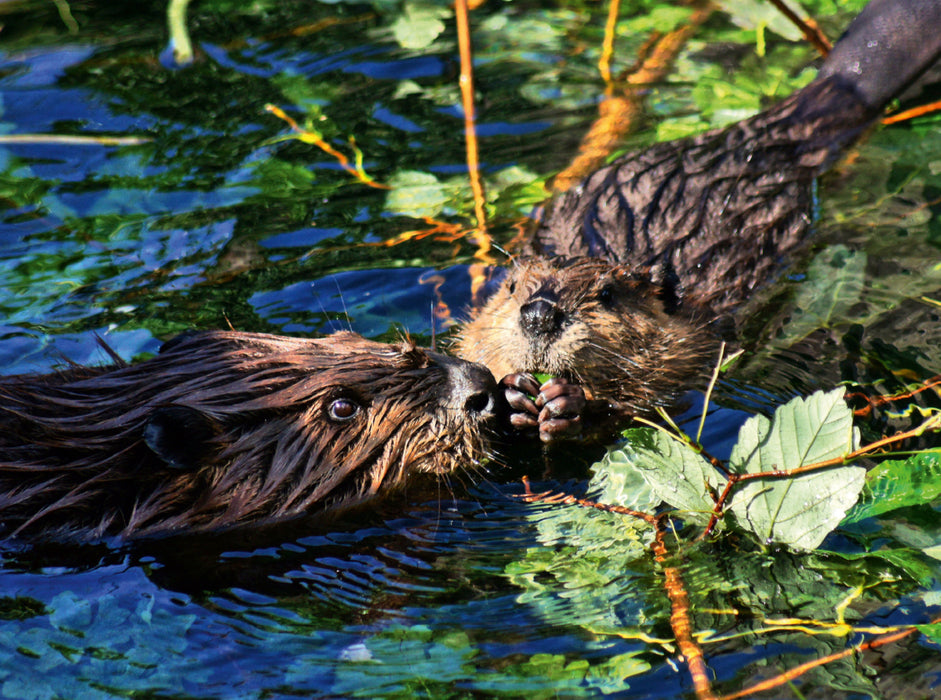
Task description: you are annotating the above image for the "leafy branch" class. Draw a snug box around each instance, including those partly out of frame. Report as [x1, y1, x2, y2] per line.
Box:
[516, 383, 941, 700]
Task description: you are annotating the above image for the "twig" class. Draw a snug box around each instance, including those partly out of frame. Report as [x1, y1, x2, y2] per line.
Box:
[551, 2, 713, 192]
[696, 343, 726, 444]
[167, 0, 194, 66]
[699, 411, 941, 539]
[454, 0, 490, 255]
[767, 0, 831, 56]
[717, 614, 941, 700]
[883, 99, 941, 125]
[598, 0, 622, 94]
[51, 0, 79, 34]
[264, 104, 388, 189]
[0, 134, 150, 146]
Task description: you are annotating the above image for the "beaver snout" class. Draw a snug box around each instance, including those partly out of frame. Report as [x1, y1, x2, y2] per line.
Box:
[520, 293, 563, 338]
[433, 353, 503, 420]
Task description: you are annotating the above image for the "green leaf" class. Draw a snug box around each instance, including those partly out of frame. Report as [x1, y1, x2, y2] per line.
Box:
[842, 451, 941, 524]
[718, 0, 805, 41]
[385, 170, 448, 218]
[592, 445, 658, 511]
[390, 1, 450, 50]
[916, 622, 941, 646]
[616, 428, 724, 518]
[728, 388, 865, 550]
[816, 548, 937, 588]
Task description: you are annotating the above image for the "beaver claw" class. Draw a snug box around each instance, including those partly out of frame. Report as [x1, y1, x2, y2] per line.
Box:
[500, 374, 586, 442]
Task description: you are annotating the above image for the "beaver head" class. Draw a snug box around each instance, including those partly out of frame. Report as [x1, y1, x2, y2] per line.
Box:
[0, 331, 502, 542]
[453, 257, 716, 419]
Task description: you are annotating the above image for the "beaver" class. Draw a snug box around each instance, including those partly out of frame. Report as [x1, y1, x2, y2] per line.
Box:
[454, 0, 941, 440]
[0, 330, 502, 543]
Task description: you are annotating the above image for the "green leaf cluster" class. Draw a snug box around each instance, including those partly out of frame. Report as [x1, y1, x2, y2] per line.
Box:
[616, 388, 865, 550]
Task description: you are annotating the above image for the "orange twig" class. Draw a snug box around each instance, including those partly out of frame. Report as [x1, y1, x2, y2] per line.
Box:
[598, 0, 622, 94]
[650, 522, 718, 700]
[375, 217, 466, 247]
[883, 99, 941, 125]
[264, 104, 389, 189]
[848, 374, 941, 418]
[454, 0, 490, 255]
[717, 614, 941, 700]
[552, 3, 712, 192]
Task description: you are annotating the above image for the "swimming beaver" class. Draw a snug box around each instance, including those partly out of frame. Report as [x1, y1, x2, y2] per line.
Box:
[0, 331, 502, 542]
[454, 0, 941, 440]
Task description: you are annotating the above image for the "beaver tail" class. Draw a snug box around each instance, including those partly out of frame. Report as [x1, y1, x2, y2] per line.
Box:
[817, 0, 941, 113]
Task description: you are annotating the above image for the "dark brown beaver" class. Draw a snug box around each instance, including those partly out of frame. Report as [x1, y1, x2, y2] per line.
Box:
[454, 0, 941, 440]
[0, 330, 502, 543]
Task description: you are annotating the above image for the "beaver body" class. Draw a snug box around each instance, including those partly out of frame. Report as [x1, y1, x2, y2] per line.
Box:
[0, 331, 501, 542]
[455, 0, 941, 439]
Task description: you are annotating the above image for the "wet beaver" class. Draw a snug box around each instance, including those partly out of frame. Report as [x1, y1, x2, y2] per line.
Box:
[454, 0, 941, 440]
[0, 331, 502, 543]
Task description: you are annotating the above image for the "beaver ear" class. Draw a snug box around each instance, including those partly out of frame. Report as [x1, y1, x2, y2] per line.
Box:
[143, 406, 218, 470]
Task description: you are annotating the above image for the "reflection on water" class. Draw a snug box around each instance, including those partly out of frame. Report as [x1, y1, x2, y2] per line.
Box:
[2, 0, 941, 697]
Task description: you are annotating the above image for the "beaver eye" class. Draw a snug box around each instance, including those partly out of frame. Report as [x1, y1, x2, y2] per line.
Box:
[598, 285, 616, 307]
[508, 280, 517, 295]
[328, 397, 360, 422]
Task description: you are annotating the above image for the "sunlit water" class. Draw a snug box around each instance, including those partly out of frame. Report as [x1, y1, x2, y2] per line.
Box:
[2, 0, 941, 697]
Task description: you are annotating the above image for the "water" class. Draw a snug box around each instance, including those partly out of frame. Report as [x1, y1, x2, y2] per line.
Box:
[2, 0, 941, 697]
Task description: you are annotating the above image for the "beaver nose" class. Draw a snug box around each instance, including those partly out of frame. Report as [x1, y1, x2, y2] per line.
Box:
[520, 298, 562, 337]
[432, 353, 502, 420]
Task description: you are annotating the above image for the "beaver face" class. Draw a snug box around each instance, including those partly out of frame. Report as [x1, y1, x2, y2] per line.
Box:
[0, 331, 502, 542]
[454, 257, 715, 416]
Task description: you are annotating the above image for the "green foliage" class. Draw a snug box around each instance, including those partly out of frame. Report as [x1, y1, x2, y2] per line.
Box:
[384, 166, 545, 221]
[389, 1, 450, 50]
[606, 389, 865, 550]
[843, 451, 941, 524]
[781, 245, 868, 339]
[385, 170, 460, 219]
[719, 0, 807, 42]
[916, 622, 941, 646]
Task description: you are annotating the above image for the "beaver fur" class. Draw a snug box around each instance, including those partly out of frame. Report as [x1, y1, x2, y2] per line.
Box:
[0, 331, 501, 542]
[454, 0, 941, 439]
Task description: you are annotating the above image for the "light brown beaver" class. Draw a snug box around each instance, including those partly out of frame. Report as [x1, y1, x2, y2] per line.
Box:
[454, 0, 941, 440]
[0, 330, 502, 543]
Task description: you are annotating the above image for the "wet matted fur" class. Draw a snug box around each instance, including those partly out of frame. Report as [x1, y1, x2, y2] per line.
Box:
[455, 257, 713, 417]
[0, 331, 500, 542]
[454, 0, 941, 428]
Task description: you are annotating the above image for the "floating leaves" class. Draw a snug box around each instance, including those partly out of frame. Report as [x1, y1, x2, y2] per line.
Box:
[601, 388, 866, 550]
[619, 428, 719, 519]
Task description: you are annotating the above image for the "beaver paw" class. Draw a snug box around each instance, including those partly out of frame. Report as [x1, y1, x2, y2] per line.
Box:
[500, 374, 586, 443]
